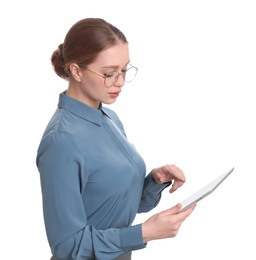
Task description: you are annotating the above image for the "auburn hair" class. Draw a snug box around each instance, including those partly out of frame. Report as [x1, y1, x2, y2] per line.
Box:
[51, 18, 128, 79]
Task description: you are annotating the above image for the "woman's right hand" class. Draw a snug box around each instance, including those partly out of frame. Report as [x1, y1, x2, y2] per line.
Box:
[142, 203, 196, 243]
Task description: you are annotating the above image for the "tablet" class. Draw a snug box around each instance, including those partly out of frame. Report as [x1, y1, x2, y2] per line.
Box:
[179, 167, 234, 212]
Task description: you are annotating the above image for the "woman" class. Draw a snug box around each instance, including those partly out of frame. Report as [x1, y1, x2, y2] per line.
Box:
[36, 18, 196, 260]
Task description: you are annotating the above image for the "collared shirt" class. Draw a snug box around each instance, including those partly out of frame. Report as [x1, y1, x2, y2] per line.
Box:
[36, 92, 170, 260]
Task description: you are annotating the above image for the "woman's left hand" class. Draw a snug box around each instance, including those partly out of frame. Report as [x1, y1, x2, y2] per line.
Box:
[151, 164, 186, 193]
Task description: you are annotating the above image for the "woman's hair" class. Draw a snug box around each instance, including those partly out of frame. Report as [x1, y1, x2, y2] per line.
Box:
[51, 18, 128, 79]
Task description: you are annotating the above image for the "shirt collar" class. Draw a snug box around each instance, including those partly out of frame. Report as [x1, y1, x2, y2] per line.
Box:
[58, 91, 111, 126]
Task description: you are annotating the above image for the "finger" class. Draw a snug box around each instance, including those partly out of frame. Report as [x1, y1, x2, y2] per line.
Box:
[169, 180, 185, 193]
[165, 165, 186, 183]
[176, 204, 197, 220]
[172, 166, 186, 182]
[160, 203, 182, 216]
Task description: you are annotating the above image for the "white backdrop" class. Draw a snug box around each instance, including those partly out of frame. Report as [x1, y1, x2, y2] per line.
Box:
[1, 0, 255, 259]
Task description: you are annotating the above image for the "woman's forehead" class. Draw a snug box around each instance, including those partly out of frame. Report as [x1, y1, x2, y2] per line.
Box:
[92, 43, 130, 68]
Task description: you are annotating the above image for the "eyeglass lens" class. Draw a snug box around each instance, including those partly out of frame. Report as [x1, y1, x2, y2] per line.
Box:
[105, 67, 137, 87]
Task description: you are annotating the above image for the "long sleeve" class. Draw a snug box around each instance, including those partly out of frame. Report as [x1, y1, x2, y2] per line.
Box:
[138, 172, 172, 213]
[37, 132, 145, 260]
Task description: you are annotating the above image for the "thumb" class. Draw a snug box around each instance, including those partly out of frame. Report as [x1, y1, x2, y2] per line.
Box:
[162, 203, 182, 216]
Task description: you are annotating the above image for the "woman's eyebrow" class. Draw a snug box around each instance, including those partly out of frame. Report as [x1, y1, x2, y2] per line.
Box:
[102, 65, 119, 69]
[102, 60, 130, 69]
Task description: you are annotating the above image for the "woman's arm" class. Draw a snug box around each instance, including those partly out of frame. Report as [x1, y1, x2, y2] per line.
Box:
[36, 132, 145, 260]
[139, 165, 195, 243]
[142, 203, 196, 243]
[138, 165, 186, 213]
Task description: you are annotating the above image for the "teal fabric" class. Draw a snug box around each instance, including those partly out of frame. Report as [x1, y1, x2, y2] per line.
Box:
[37, 92, 170, 260]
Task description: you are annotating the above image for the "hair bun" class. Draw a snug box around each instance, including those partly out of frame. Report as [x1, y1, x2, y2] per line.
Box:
[57, 44, 64, 58]
[51, 43, 69, 79]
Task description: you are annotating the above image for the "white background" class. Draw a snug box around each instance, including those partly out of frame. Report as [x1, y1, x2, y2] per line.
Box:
[1, 0, 255, 259]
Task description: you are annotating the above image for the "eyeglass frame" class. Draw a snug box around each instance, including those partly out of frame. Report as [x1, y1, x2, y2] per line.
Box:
[79, 64, 138, 88]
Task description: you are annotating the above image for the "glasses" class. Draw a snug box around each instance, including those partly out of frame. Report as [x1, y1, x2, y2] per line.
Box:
[81, 64, 138, 88]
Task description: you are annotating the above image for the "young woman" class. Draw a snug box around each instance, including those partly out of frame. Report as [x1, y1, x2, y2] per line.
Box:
[36, 18, 196, 260]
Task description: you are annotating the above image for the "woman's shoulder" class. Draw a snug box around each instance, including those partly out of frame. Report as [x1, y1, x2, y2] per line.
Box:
[42, 108, 68, 136]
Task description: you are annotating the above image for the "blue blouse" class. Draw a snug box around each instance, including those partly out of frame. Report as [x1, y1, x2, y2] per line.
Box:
[36, 92, 171, 260]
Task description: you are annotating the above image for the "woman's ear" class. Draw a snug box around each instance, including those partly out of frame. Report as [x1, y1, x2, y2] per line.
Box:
[69, 63, 82, 82]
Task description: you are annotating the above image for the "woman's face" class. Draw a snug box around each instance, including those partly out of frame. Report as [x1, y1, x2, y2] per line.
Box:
[72, 42, 130, 109]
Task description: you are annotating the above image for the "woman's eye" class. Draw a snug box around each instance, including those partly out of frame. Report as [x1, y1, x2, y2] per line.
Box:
[104, 73, 114, 78]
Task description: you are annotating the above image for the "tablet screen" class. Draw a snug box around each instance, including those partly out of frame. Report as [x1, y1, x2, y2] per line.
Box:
[179, 168, 234, 212]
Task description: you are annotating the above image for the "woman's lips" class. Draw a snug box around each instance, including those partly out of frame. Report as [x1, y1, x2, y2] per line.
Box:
[109, 91, 121, 98]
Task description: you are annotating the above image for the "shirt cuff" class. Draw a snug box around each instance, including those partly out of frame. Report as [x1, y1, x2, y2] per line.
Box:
[119, 224, 146, 250]
[144, 171, 172, 194]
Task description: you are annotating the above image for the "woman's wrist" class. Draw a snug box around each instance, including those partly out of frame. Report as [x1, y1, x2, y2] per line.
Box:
[142, 222, 151, 243]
